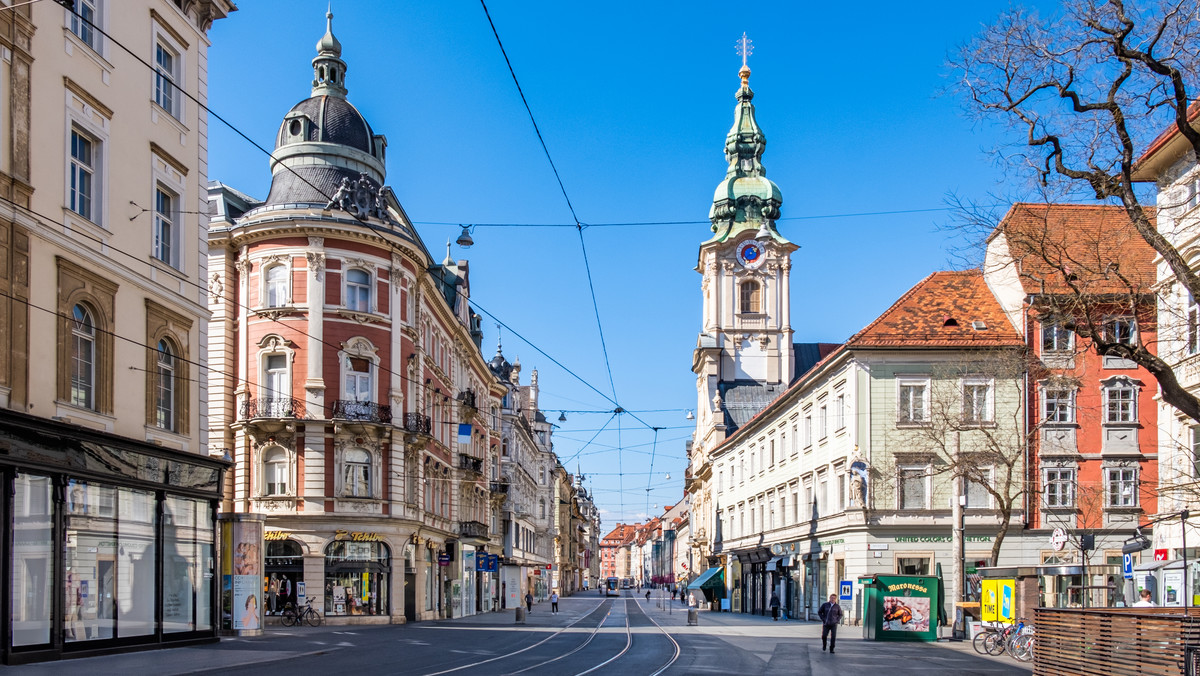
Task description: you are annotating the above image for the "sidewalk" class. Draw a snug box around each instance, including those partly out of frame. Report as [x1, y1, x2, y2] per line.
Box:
[636, 598, 1032, 674]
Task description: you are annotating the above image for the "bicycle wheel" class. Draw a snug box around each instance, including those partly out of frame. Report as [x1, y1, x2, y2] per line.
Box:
[280, 608, 298, 627]
[304, 608, 323, 627]
[1012, 636, 1034, 663]
[985, 631, 1007, 656]
[973, 631, 992, 655]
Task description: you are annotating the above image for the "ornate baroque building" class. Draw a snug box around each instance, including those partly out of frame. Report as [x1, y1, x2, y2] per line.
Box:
[686, 58, 796, 575]
[207, 12, 503, 624]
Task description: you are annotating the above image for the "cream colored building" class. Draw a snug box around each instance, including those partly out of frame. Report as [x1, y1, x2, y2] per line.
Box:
[1, 0, 234, 664]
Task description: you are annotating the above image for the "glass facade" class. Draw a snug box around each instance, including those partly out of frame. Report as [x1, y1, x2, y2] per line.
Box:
[324, 541, 389, 617]
[1, 413, 224, 665]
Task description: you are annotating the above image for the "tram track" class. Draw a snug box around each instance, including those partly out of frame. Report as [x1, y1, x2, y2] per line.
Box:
[419, 593, 681, 676]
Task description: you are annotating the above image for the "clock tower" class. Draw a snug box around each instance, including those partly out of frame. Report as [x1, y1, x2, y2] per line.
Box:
[687, 42, 797, 564]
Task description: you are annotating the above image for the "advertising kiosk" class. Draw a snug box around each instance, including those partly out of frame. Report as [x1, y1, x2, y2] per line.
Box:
[859, 575, 940, 642]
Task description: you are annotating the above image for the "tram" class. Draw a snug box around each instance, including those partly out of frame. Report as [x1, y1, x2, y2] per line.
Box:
[605, 577, 621, 597]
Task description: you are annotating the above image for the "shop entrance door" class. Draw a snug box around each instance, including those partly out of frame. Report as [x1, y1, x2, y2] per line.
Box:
[404, 572, 416, 621]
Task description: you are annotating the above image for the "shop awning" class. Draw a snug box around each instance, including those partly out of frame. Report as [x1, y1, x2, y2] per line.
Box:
[688, 566, 724, 591]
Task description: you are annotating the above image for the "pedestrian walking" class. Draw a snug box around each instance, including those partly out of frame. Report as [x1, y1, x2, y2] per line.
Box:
[550, 591, 560, 614]
[1133, 589, 1155, 607]
[819, 593, 843, 653]
[645, 590, 651, 602]
[769, 591, 781, 621]
[525, 592, 533, 613]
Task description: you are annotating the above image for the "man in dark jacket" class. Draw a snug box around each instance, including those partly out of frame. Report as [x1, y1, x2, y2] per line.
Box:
[818, 593, 843, 653]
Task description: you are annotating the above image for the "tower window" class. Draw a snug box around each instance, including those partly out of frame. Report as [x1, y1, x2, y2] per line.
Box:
[740, 280, 761, 314]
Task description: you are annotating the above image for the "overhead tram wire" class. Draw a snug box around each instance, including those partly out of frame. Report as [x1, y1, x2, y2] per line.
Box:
[409, 204, 1011, 229]
[478, 0, 621, 409]
[48, 7, 655, 437]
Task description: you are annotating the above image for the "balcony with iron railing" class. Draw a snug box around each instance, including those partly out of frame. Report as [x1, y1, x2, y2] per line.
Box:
[403, 412, 432, 436]
[458, 389, 477, 411]
[459, 453, 484, 475]
[239, 397, 307, 420]
[490, 481, 509, 495]
[460, 520, 488, 541]
[331, 400, 392, 424]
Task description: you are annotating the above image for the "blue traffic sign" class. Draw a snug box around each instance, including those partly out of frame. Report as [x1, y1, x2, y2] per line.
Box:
[839, 580, 853, 601]
[1123, 553, 1134, 580]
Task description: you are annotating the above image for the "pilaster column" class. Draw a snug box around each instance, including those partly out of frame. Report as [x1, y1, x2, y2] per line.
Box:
[305, 237, 326, 410]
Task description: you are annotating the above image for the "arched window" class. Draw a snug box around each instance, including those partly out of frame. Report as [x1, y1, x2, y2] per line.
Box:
[740, 280, 761, 314]
[265, 264, 288, 307]
[346, 269, 371, 312]
[263, 446, 290, 496]
[70, 304, 96, 409]
[344, 448, 371, 498]
[539, 498, 546, 519]
[343, 356, 373, 419]
[155, 339, 176, 431]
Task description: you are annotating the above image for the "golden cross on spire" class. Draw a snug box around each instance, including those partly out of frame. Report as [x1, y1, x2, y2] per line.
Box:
[736, 32, 753, 69]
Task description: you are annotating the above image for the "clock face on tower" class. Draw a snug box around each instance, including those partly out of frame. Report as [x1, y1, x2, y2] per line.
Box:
[736, 240, 766, 269]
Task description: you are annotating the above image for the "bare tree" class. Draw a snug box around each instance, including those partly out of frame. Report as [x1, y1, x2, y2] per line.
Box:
[892, 350, 1034, 565]
[951, 0, 1200, 421]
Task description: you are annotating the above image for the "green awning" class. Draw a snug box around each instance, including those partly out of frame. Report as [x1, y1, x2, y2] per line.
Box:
[688, 566, 724, 591]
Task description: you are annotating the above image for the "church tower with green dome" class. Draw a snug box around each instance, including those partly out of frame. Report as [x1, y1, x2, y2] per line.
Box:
[687, 42, 798, 562]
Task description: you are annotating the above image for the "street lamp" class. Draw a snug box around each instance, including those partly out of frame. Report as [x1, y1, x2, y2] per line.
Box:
[455, 225, 474, 248]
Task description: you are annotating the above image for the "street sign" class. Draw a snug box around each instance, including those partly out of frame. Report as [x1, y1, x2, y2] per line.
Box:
[1155, 549, 1169, 561]
[1123, 553, 1134, 580]
[1051, 527, 1068, 552]
[839, 581, 853, 601]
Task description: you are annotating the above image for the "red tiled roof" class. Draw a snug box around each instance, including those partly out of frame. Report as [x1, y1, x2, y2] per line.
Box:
[1137, 100, 1200, 168]
[994, 203, 1156, 295]
[846, 270, 1024, 348]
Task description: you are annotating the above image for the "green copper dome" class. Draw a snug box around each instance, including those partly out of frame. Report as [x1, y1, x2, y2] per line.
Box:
[707, 65, 787, 244]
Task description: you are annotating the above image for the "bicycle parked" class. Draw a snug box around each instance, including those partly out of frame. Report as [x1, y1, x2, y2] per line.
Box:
[971, 617, 1029, 657]
[280, 599, 323, 627]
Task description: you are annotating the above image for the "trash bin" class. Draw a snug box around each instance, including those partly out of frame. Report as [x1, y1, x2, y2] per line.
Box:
[687, 608, 698, 626]
[515, 607, 526, 624]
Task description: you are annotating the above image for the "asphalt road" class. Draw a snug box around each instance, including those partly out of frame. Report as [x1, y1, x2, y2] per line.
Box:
[4, 591, 1031, 675]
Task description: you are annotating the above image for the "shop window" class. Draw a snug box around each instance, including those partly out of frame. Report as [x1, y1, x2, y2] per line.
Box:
[162, 495, 214, 633]
[896, 557, 931, 576]
[325, 540, 390, 617]
[265, 540, 303, 616]
[64, 481, 157, 641]
[12, 474, 54, 647]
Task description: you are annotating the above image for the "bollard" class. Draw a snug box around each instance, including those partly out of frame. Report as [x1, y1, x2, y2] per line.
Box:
[515, 607, 526, 624]
[687, 608, 698, 626]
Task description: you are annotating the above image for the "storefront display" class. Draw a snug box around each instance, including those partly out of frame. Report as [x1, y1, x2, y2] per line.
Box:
[324, 540, 389, 617]
[264, 539, 303, 615]
[0, 412, 225, 665]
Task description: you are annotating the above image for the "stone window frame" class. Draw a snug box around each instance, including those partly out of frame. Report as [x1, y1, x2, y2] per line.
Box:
[344, 266, 373, 313]
[897, 376, 931, 426]
[259, 444, 295, 498]
[150, 15, 187, 123]
[897, 463, 932, 511]
[1100, 375, 1140, 425]
[739, 279, 761, 314]
[1043, 466, 1077, 509]
[337, 336, 379, 406]
[66, 0, 105, 56]
[64, 81, 110, 230]
[1104, 465, 1139, 508]
[1040, 381, 1077, 425]
[150, 146, 187, 271]
[256, 334, 297, 404]
[56, 256, 116, 414]
[144, 299, 191, 434]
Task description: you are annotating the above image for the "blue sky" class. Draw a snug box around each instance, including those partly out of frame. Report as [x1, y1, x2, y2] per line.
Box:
[207, 1, 1057, 524]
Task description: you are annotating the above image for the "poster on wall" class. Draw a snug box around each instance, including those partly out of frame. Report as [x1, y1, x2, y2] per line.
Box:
[224, 519, 262, 631]
[882, 595, 930, 632]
